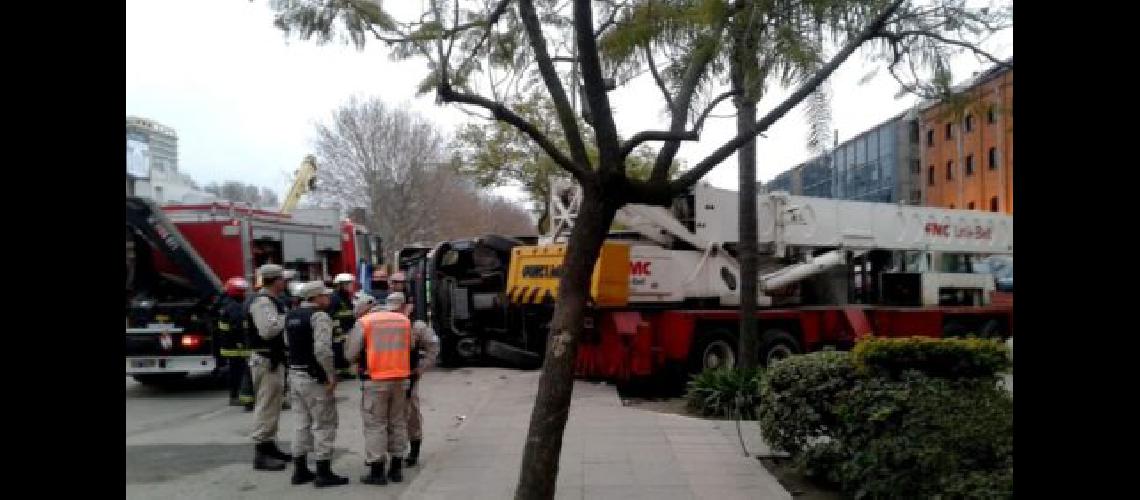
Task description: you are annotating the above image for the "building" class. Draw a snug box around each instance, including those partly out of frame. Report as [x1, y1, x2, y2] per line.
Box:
[763, 110, 923, 205]
[918, 60, 1013, 213]
[126, 116, 216, 204]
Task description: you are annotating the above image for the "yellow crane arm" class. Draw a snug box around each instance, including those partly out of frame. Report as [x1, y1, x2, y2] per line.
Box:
[281, 155, 318, 214]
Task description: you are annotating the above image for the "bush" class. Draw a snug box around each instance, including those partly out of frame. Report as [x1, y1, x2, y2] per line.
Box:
[758, 338, 1014, 499]
[852, 336, 1011, 380]
[833, 372, 1013, 499]
[685, 367, 763, 419]
[757, 351, 858, 454]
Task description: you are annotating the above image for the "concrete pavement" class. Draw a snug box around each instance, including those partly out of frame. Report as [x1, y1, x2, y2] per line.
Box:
[127, 367, 789, 499]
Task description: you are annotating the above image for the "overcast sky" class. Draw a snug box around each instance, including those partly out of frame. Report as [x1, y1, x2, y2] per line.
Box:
[126, 0, 1012, 203]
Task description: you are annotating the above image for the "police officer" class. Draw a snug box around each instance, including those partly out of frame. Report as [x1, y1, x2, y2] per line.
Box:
[404, 305, 439, 467]
[246, 264, 292, 471]
[285, 282, 349, 488]
[344, 292, 429, 485]
[218, 277, 254, 409]
[370, 269, 390, 303]
[328, 273, 357, 380]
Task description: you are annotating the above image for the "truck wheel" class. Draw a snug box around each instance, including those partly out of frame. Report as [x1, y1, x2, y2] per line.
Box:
[132, 373, 187, 387]
[759, 329, 802, 367]
[689, 329, 737, 375]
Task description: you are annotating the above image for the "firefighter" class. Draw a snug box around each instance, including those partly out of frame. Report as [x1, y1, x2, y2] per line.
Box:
[245, 264, 292, 471]
[328, 273, 357, 380]
[284, 281, 349, 488]
[219, 277, 255, 409]
[344, 292, 430, 485]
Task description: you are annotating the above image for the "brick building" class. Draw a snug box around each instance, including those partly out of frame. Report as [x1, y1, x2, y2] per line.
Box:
[919, 60, 1013, 213]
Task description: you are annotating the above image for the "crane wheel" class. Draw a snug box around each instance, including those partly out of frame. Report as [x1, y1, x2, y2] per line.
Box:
[758, 329, 802, 368]
[688, 328, 738, 375]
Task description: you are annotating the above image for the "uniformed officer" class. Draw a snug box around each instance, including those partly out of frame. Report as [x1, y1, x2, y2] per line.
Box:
[218, 277, 254, 409]
[246, 264, 292, 471]
[328, 273, 357, 380]
[344, 292, 428, 485]
[404, 303, 439, 468]
[284, 281, 349, 487]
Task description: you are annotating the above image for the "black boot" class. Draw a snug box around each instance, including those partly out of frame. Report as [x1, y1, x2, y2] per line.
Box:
[228, 396, 242, 407]
[314, 459, 349, 487]
[388, 457, 404, 483]
[291, 455, 316, 485]
[265, 441, 292, 461]
[360, 460, 388, 485]
[406, 440, 422, 467]
[253, 443, 287, 471]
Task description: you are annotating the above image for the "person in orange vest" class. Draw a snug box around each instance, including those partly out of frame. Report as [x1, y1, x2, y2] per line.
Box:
[343, 291, 431, 485]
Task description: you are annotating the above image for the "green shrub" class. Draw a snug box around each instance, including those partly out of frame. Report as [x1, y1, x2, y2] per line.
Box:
[758, 338, 1014, 499]
[685, 367, 763, 419]
[832, 372, 1013, 499]
[757, 351, 858, 454]
[852, 336, 1011, 380]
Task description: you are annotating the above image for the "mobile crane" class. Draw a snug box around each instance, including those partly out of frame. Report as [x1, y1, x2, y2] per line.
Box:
[428, 179, 1012, 385]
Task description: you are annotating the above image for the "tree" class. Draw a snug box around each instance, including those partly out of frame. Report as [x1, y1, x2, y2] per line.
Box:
[599, 0, 841, 370]
[454, 91, 680, 234]
[309, 96, 535, 253]
[262, 1, 1010, 497]
[203, 180, 280, 208]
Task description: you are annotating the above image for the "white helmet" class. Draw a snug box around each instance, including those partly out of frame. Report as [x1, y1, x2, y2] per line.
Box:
[333, 273, 355, 285]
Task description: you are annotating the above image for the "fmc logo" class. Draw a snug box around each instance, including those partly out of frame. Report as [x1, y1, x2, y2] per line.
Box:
[630, 261, 652, 276]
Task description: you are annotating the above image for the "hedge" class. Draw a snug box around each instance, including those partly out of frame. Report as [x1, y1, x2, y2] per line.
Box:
[851, 336, 1011, 380]
[759, 337, 1014, 499]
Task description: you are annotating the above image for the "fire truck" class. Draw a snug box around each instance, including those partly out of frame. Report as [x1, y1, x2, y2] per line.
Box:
[418, 180, 1012, 386]
[125, 188, 380, 385]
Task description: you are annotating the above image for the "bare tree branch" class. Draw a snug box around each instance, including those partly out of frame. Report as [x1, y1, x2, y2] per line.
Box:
[643, 44, 675, 113]
[671, 0, 907, 192]
[438, 84, 589, 181]
[884, 30, 1012, 69]
[518, 0, 592, 169]
[572, 0, 624, 173]
[693, 90, 737, 132]
[619, 130, 699, 159]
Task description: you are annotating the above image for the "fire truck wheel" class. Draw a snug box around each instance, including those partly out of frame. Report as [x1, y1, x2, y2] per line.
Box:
[759, 329, 801, 367]
[689, 329, 738, 374]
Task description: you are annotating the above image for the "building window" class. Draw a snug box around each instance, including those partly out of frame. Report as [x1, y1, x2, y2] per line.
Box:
[968, 201, 975, 210]
[990, 197, 999, 212]
[966, 154, 974, 176]
[911, 160, 921, 174]
[989, 147, 997, 170]
[965, 114, 973, 132]
[945, 123, 952, 139]
[946, 161, 953, 180]
[949, 204, 955, 209]
[911, 190, 922, 203]
[909, 122, 920, 143]
[928, 166, 935, 186]
[987, 105, 996, 124]
[926, 130, 934, 147]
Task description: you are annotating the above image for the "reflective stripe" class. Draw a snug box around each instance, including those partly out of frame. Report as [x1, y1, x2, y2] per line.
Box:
[217, 322, 231, 331]
[220, 348, 254, 357]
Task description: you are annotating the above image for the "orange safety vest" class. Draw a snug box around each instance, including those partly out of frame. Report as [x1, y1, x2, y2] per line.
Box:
[361, 311, 412, 380]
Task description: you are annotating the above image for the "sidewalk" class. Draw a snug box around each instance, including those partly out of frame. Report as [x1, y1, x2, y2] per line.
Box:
[400, 370, 790, 500]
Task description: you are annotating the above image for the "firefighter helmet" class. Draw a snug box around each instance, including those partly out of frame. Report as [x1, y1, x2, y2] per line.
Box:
[333, 273, 355, 285]
[224, 277, 249, 298]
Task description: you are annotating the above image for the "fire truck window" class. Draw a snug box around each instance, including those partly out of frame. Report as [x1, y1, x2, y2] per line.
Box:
[472, 247, 500, 269]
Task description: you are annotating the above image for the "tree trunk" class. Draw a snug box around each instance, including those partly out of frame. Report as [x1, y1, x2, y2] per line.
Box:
[733, 25, 760, 371]
[515, 183, 618, 500]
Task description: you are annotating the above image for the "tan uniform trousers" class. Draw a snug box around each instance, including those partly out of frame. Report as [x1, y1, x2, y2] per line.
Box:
[289, 371, 338, 460]
[360, 378, 409, 464]
[407, 380, 423, 441]
[249, 354, 284, 443]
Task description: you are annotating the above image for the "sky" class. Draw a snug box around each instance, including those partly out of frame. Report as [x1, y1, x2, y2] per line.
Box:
[126, 0, 1012, 203]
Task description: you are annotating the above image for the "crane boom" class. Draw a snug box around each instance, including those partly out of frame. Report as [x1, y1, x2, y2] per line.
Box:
[280, 155, 318, 214]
